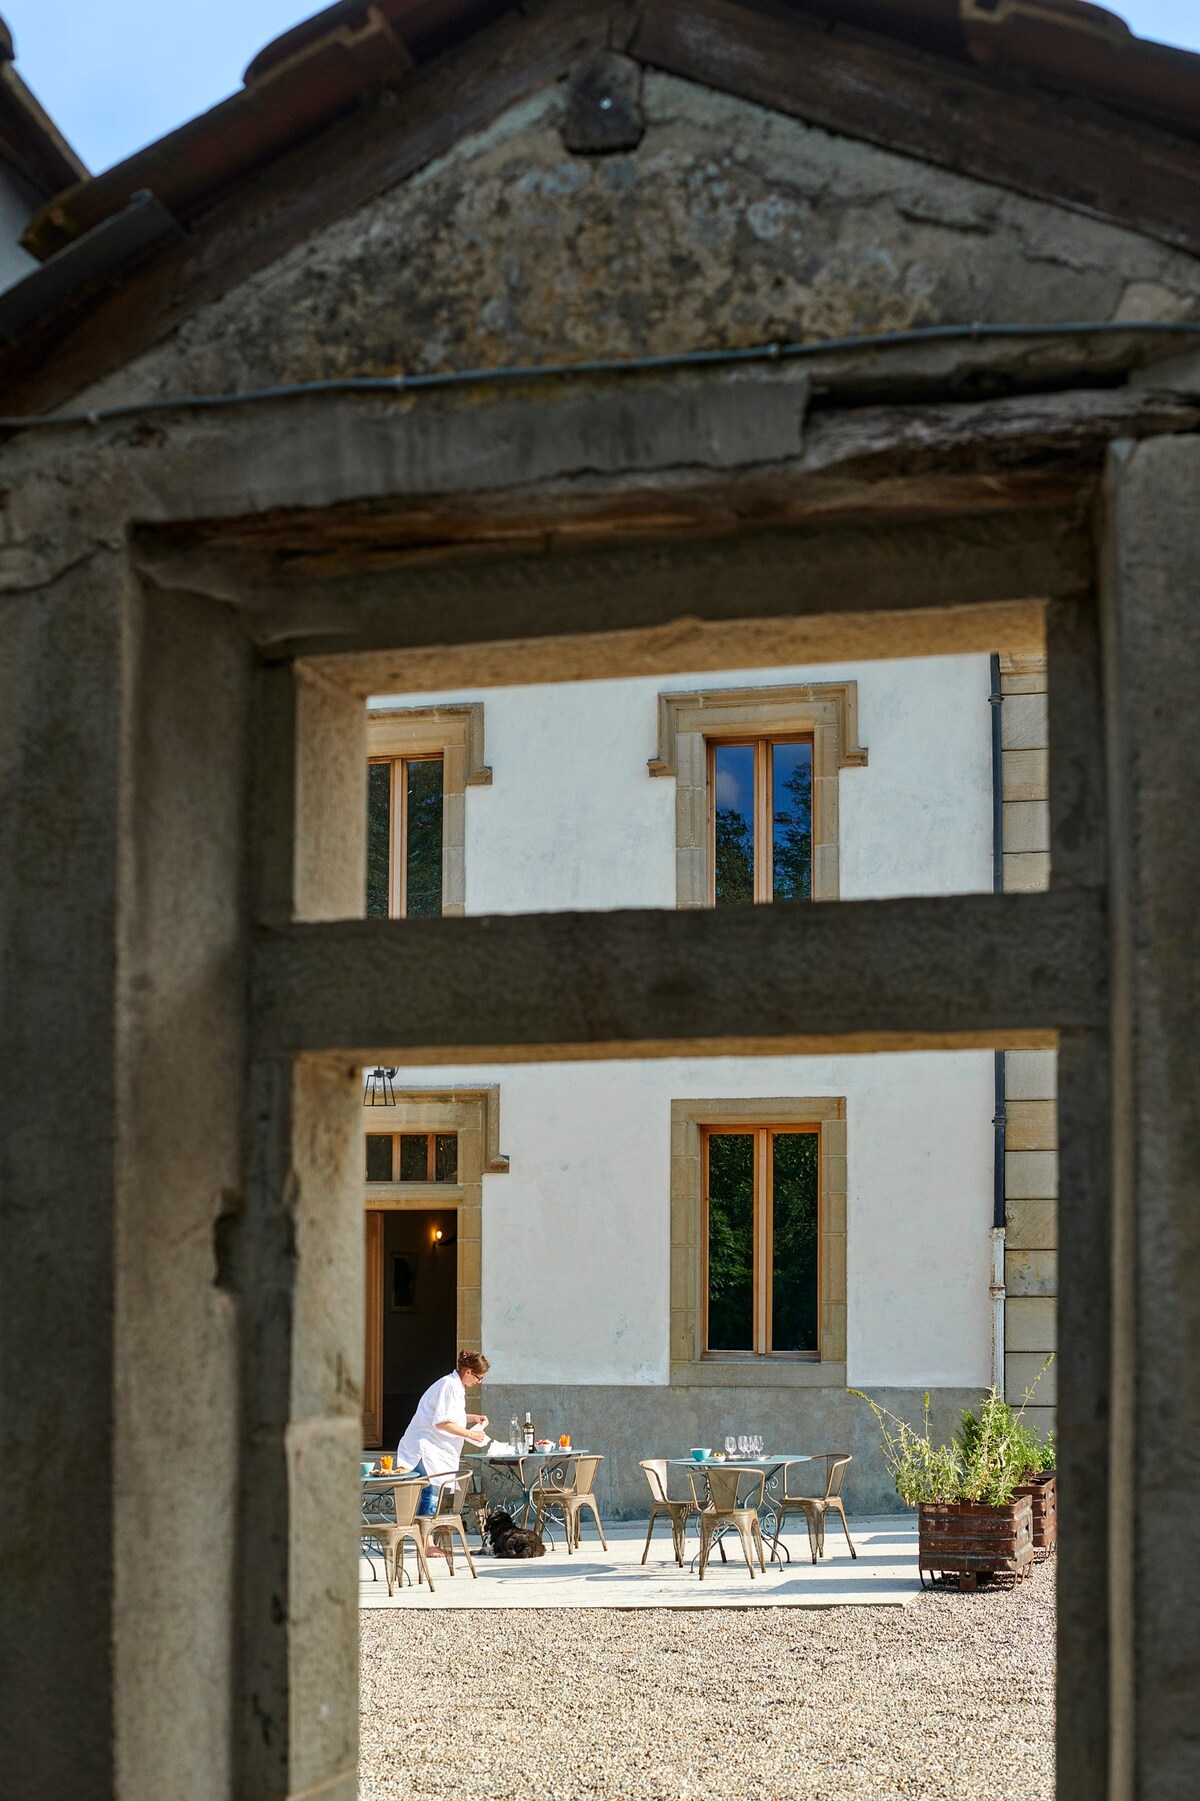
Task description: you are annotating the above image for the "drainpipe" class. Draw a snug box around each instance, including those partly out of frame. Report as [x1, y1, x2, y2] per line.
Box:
[989, 654, 1007, 1396]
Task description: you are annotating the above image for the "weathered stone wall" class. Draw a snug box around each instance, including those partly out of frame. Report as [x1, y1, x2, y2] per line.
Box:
[72, 72, 1200, 412]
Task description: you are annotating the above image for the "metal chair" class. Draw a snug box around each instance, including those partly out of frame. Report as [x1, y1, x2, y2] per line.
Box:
[414, 1471, 478, 1578]
[690, 1463, 766, 1580]
[769, 1453, 856, 1563]
[638, 1459, 697, 1566]
[360, 1477, 435, 1596]
[533, 1455, 607, 1553]
[463, 1465, 490, 1550]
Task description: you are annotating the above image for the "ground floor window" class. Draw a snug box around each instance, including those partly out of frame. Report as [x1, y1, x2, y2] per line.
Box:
[705, 1126, 819, 1355]
[671, 1097, 846, 1384]
[365, 1130, 458, 1183]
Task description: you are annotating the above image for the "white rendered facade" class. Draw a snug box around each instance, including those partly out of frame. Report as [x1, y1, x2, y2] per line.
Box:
[368, 655, 1002, 1506]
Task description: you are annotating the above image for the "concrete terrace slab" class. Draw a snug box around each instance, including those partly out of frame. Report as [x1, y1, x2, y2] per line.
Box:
[359, 1517, 920, 1611]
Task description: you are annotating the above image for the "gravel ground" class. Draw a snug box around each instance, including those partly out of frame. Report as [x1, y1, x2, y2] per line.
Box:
[360, 1559, 1054, 1801]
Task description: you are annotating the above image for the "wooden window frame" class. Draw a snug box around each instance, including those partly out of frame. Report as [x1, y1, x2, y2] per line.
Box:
[368, 751, 445, 919]
[364, 1129, 458, 1184]
[701, 1123, 821, 1358]
[366, 701, 492, 918]
[671, 1097, 846, 1388]
[707, 732, 813, 906]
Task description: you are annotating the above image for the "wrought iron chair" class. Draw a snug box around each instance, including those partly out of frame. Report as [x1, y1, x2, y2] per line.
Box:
[769, 1453, 856, 1563]
[413, 1471, 478, 1578]
[360, 1477, 434, 1596]
[638, 1459, 697, 1566]
[690, 1463, 767, 1580]
[533, 1455, 607, 1554]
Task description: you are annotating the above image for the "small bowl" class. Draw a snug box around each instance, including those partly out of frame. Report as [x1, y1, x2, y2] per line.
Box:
[535, 1440, 554, 1451]
[690, 1447, 712, 1461]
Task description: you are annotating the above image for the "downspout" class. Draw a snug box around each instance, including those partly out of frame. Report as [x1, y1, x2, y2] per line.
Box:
[989, 654, 1007, 1395]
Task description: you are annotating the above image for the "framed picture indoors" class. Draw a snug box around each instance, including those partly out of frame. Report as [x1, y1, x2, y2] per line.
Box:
[390, 1252, 420, 1313]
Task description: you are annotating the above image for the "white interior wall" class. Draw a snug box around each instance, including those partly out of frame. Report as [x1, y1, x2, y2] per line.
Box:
[373, 655, 996, 1390]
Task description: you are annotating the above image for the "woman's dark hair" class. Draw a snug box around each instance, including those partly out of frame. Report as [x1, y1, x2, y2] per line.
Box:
[457, 1350, 490, 1379]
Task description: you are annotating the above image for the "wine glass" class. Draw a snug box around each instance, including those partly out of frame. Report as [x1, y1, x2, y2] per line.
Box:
[724, 1435, 737, 1456]
[751, 1434, 764, 1456]
[737, 1435, 749, 1456]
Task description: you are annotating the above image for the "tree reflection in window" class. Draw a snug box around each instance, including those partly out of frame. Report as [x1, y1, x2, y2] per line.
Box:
[365, 754, 444, 917]
[711, 737, 812, 905]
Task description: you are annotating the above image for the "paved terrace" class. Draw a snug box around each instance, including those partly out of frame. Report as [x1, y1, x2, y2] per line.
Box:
[360, 1516, 920, 1610]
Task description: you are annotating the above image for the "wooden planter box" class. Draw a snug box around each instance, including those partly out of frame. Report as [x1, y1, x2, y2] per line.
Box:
[1014, 1473, 1057, 1555]
[918, 1495, 1034, 1590]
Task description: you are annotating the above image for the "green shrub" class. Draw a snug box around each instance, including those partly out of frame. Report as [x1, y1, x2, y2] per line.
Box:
[853, 1356, 1054, 1508]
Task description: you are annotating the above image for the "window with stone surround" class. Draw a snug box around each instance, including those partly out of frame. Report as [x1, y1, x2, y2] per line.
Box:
[366, 703, 491, 918]
[671, 1098, 847, 1387]
[705, 1125, 819, 1352]
[649, 683, 867, 907]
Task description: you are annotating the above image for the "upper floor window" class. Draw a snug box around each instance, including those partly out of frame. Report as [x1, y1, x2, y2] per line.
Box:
[365, 701, 491, 920]
[711, 736, 813, 906]
[366, 755, 444, 918]
[649, 683, 866, 908]
[704, 1126, 819, 1356]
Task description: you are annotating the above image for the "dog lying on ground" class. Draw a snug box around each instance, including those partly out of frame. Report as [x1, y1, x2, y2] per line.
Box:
[485, 1509, 546, 1558]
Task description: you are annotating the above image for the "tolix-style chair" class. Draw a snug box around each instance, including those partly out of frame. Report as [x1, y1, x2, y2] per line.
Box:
[690, 1463, 767, 1580]
[533, 1455, 607, 1553]
[769, 1453, 856, 1563]
[360, 1477, 435, 1596]
[413, 1471, 478, 1578]
[638, 1459, 698, 1566]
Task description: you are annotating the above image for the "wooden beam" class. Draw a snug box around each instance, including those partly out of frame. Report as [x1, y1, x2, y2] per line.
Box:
[634, 0, 1200, 260]
[250, 888, 1106, 1061]
[190, 507, 1083, 681]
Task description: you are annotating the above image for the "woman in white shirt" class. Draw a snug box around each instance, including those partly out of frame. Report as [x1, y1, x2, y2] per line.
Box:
[396, 1350, 491, 1521]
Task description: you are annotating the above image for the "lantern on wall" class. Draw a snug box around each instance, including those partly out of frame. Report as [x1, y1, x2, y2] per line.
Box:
[363, 1067, 398, 1106]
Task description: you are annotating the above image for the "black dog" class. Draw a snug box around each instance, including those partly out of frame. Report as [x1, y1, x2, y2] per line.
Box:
[485, 1508, 546, 1558]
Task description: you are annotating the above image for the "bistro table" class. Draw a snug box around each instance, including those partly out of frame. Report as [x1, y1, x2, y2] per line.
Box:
[465, 1449, 594, 1546]
[667, 1455, 812, 1565]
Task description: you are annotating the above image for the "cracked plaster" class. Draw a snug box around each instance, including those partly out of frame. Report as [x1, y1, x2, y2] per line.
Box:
[67, 71, 1200, 414]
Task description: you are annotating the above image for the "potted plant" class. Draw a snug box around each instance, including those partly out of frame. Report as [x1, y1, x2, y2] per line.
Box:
[854, 1374, 1052, 1591]
[1012, 1421, 1057, 1557]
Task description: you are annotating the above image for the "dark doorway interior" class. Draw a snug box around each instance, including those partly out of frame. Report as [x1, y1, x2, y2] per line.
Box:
[381, 1207, 458, 1450]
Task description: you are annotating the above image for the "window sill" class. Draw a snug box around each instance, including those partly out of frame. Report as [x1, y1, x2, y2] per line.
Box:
[670, 1360, 847, 1389]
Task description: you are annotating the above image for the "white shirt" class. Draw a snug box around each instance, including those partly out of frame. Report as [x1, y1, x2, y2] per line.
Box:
[397, 1372, 470, 1479]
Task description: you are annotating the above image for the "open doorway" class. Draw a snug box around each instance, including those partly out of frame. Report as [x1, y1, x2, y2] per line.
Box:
[363, 1207, 458, 1451]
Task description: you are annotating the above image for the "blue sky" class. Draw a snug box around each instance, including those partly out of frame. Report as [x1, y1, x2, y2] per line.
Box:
[9, 0, 1200, 175]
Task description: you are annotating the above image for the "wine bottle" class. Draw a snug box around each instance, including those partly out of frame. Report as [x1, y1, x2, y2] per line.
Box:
[523, 1410, 535, 1452]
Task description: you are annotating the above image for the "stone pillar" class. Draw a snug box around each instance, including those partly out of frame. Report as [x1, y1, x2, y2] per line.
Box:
[1, 561, 251, 1798]
[239, 663, 366, 1801]
[1098, 434, 1200, 1801]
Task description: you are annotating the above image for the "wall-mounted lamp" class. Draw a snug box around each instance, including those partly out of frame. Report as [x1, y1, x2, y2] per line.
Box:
[363, 1067, 398, 1107]
[432, 1226, 458, 1250]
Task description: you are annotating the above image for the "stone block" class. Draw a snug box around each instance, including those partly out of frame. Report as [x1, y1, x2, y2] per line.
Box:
[1004, 850, 1051, 891]
[1005, 1049, 1057, 1100]
[1005, 1351, 1057, 1407]
[1000, 691, 1048, 751]
[1003, 799, 1050, 853]
[1007, 1248, 1058, 1297]
[1006, 1099, 1057, 1151]
[1006, 1295, 1057, 1352]
[1005, 1198, 1058, 1250]
[1006, 1149, 1059, 1199]
[1002, 747, 1049, 801]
